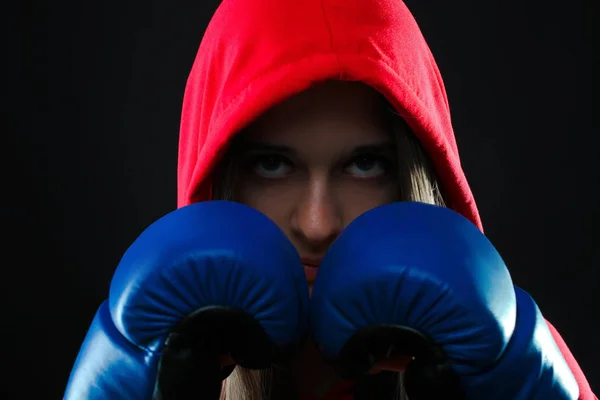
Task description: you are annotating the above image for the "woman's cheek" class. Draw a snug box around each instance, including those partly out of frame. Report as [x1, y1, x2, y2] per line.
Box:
[336, 178, 398, 222]
[238, 177, 301, 224]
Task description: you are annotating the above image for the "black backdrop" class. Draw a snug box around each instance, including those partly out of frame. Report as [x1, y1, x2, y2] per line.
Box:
[7, 0, 599, 397]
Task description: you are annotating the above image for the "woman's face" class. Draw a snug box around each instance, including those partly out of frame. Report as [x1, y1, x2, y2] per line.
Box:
[237, 81, 398, 291]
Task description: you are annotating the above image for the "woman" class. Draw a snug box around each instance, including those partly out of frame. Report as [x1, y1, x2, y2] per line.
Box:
[176, 0, 595, 399]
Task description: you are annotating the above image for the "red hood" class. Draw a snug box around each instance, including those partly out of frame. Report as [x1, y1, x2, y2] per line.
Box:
[176, 0, 482, 230]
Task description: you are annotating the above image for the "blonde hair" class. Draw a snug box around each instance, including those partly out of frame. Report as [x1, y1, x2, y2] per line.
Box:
[212, 97, 446, 400]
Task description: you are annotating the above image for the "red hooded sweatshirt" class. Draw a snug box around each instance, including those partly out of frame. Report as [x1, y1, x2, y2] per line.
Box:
[176, 0, 596, 398]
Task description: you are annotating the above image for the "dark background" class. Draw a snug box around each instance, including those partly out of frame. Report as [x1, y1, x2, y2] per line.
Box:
[7, 0, 598, 397]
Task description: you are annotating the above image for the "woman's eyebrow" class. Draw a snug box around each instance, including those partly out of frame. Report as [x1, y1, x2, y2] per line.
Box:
[348, 141, 395, 156]
[238, 139, 394, 155]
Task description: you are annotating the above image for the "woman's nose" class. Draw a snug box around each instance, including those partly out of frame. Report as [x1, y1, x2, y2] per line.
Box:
[290, 181, 342, 253]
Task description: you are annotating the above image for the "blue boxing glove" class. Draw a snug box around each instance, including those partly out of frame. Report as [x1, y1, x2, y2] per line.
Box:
[64, 201, 309, 400]
[310, 202, 579, 400]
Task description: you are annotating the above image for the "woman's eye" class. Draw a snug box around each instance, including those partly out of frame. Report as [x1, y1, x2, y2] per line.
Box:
[252, 155, 293, 178]
[345, 155, 389, 178]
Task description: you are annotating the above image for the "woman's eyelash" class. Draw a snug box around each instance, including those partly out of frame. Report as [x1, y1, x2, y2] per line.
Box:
[249, 154, 292, 166]
[346, 153, 392, 169]
[244, 152, 393, 173]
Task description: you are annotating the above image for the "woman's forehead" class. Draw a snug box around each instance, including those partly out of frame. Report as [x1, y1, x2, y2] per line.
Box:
[241, 80, 391, 146]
